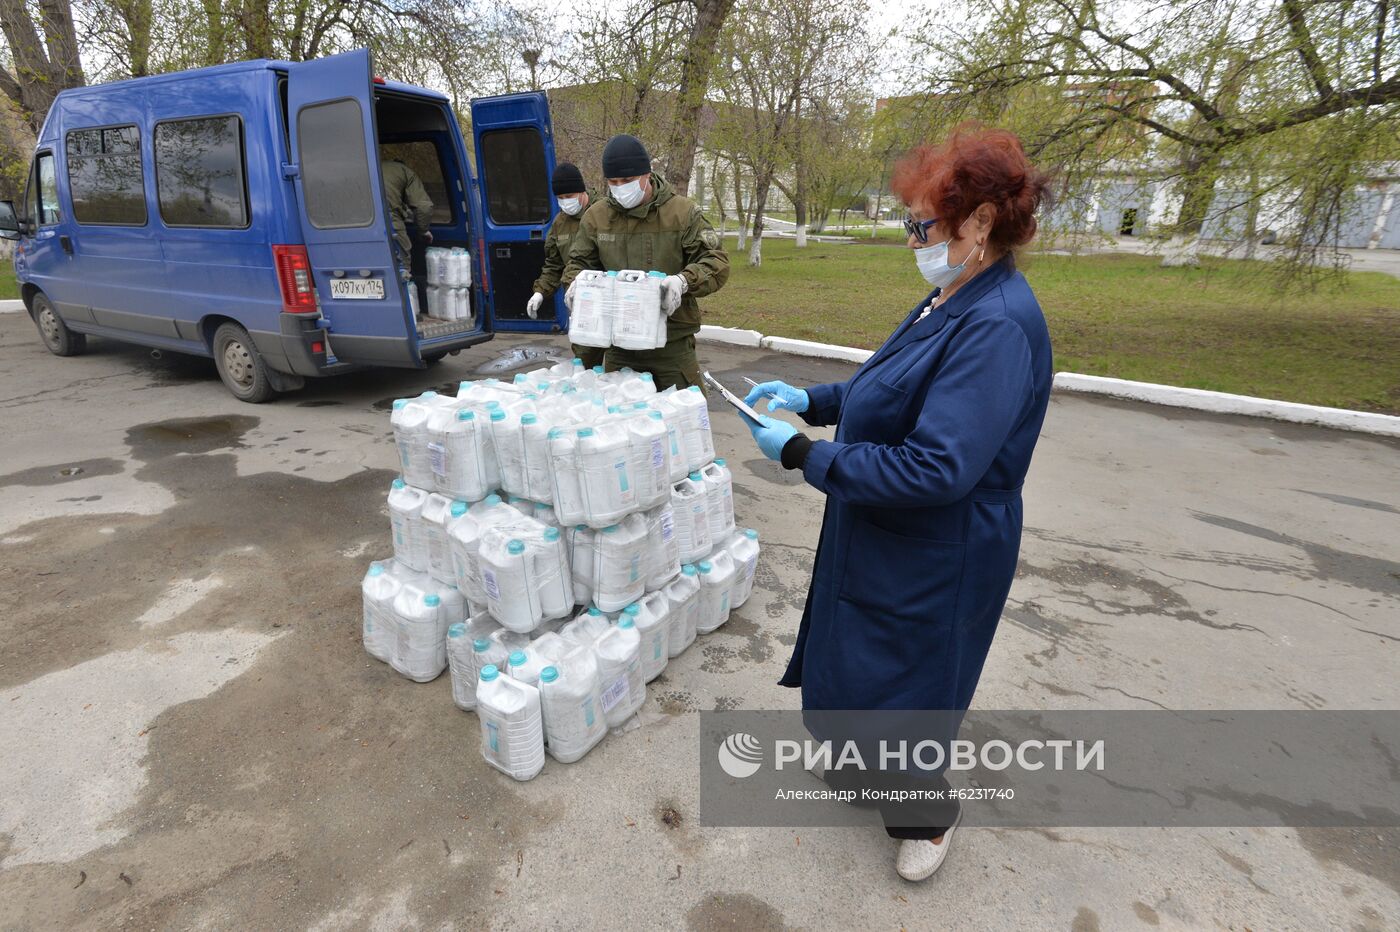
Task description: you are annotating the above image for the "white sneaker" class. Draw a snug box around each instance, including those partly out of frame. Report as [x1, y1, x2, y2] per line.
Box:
[895, 809, 962, 882]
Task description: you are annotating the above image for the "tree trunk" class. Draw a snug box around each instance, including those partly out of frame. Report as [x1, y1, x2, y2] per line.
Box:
[749, 172, 771, 267]
[733, 162, 748, 251]
[201, 0, 227, 65]
[116, 0, 154, 76]
[662, 0, 736, 196]
[0, 0, 87, 133]
[1161, 148, 1221, 267]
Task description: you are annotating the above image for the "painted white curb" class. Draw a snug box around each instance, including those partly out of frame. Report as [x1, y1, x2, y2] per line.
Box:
[700, 323, 1400, 437]
[0, 298, 27, 314]
[697, 325, 762, 347]
[1053, 373, 1400, 438]
[759, 335, 872, 364]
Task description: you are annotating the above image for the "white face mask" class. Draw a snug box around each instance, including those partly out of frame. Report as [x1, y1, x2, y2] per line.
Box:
[558, 196, 582, 216]
[913, 218, 974, 288]
[610, 179, 645, 209]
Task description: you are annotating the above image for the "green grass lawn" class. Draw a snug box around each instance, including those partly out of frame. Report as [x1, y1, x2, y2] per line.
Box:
[0, 265, 18, 299]
[702, 238, 1400, 414]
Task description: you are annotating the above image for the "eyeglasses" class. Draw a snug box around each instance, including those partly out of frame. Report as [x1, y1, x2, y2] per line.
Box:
[903, 214, 941, 244]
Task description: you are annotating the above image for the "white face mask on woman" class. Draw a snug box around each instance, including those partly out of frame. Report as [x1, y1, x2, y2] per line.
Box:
[913, 217, 974, 288]
[609, 179, 645, 208]
[557, 196, 583, 216]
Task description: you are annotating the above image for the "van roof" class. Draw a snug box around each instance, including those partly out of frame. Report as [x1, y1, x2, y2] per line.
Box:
[52, 57, 450, 104]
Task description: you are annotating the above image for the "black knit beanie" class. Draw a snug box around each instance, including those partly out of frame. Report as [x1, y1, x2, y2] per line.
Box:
[601, 135, 651, 179]
[551, 162, 586, 196]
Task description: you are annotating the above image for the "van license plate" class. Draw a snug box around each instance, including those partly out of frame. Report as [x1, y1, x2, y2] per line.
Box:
[330, 278, 385, 300]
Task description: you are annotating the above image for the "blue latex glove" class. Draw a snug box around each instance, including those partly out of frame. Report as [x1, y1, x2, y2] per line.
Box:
[744, 380, 809, 414]
[748, 415, 799, 462]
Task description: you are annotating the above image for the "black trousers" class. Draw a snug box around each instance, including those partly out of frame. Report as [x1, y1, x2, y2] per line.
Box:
[824, 763, 960, 841]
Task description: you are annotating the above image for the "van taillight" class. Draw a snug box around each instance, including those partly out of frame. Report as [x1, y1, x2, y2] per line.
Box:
[273, 245, 318, 314]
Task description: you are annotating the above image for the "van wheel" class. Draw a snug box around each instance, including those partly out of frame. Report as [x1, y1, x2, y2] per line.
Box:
[213, 322, 277, 403]
[33, 294, 86, 357]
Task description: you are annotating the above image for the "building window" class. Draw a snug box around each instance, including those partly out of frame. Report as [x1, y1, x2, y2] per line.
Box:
[154, 116, 250, 228]
[66, 126, 147, 225]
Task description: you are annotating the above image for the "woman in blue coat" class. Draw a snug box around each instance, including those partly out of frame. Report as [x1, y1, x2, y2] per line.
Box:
[743, 126, 1053, 882]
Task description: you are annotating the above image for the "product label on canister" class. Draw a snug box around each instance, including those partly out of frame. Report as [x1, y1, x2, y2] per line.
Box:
[660, 512, 675, 542]
[615, 460, 630, 493]
[486, 721, 499, 755]
[582, 696, 596, 728]
[629, 554, 640, 582]
[698, 409, 710, 430]
[484, 568, 500, 602]
[650, 439, 664, 470]
[654, 637, 663, 660]
[600, 676, 629, 712]
[428, 442, 446, 477]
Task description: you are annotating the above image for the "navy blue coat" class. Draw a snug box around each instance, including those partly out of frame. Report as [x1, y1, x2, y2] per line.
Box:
[781, 258, 1053, 711]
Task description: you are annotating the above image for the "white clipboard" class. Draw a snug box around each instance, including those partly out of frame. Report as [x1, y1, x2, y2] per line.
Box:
[702, 371, 765, 426]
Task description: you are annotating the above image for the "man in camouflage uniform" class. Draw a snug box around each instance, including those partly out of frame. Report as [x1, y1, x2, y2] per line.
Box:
[527, 163, 601, 367]
[561, 134, 729, 390]
[381, 158, 434, 256]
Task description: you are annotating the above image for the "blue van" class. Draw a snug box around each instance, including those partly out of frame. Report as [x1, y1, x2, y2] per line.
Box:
[0, 49, 566, 402]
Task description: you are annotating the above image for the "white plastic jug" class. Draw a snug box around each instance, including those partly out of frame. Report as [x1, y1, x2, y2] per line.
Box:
[361, 562, 400, 664]
[561, 605, 612, 648]
[701, 459, 735, 541]
[672, 473, 713, 565]
[567, 524, 597, 607]
[548, 428, 584, 526]
[627, 592, 671, 682]
[696, 550, 738, 635]
[568, 269, 612, 348]
[520, 413, 554, 504]
[489, 408, 525, 498]
[446, 494, 521, 605]
[594, 617, 644, 728]
[593, 513, 647, 613]
[506, 647, 547, 688]
[391, 588, 448, 682]
[670, 385, 714, 473]
[628, 409, 672, 510]
[446, 623, 478, 710]
[391, 392, 440, 489]
[663, 564, 701, 657]
[644, 502, 680, 590]
[537, 526, 575, 619]
[612, 270, 666, 350]
[420, 493, 458, 584]
[576, 423, 636, 527]
[430, 407, 497, 501]
[387, 479, 429, 572]
[726, 529, 760, 609]
[538, 649, 607, 763]
[530, 630, 572, 665]
[476, 665, 545, 781]
[425, 246, 447, 286]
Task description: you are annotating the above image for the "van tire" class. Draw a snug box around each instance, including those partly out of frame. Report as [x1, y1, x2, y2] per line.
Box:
[213, 322, 277, 403]
[33, 294, 87, 357]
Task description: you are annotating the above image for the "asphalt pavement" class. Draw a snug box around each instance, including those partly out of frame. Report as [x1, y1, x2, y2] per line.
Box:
[1, 314, 1397, 930]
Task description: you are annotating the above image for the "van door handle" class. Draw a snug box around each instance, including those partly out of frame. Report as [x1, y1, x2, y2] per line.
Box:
[59, 235, 73, 255]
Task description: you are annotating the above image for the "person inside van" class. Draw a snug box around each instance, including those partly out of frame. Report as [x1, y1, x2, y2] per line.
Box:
[381, 158, 434, 259]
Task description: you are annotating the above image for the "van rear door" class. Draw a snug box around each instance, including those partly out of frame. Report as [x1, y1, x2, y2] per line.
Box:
[469, 93, 560, 333]
[286, 48, 419, 367]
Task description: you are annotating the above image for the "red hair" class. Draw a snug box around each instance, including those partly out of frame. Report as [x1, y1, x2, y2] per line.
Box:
[891, 123, 1049, 252]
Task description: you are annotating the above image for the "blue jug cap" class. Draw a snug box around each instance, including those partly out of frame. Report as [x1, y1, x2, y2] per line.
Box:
[539, 666, 559, 683]
[602, 524, 618, 533]
[538, 382, 549, 391]
[689, 385, 702, 393]
[606, 270, 618, 277]
[424, 594, 442, 606]
[484, 493, 502, 506]
[450, 501, 467, 517]
[393, 399, 407, 410]
[514, 373, 528, 383]
[421, 390, 438, 398]
[647, 270, 665, 278]
[618, 617, 635, 630]
[573, 357, 584, 366]
[508, 650, 527, 666]
[391, 478, 406, 489]
[587, 606, 603, 617]
[689, 471, 703, 481]
[486, 400, 502, 409]
[592, 365, 605, 374]
[490, 410, 506, 421]
[458, 381, 473, 392]
[575, 524, 588, 531]
[715, 458, 726, 467]
[548, 427, 564, 439]
[622, 603, 640, 616]
[448, 623, 465, 638]
[641, 372, 654, 381]
[480, 664, 499, 681]
[543, 527, 560, 541]
[507, 539, 525, 555]
[607, 405, 620, 413]
[473, 638, 491, 651]
[745, 528, 758, 540]
[457, 409, 475, 421]
[682, 564, 698, 576]
[697, 561, 712, 574]
[368, 564, 384, 577]
[577, 427, 595, 437]
[650, 411, 663, 420]
[485, 378, 500, 384]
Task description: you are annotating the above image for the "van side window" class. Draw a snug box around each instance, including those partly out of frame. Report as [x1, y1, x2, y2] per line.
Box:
[297, 99, 373, 229]
[479, 128, 549, 225]
[380, 141, 452, 224]
[29, 152, 60, 226]
[154, 116, 250, 228]
[65, 125, 147, 225]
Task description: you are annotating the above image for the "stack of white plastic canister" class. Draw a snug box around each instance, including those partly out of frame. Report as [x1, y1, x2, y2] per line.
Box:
[424, 246, 474, 323]
[361, 360, 762, 781]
